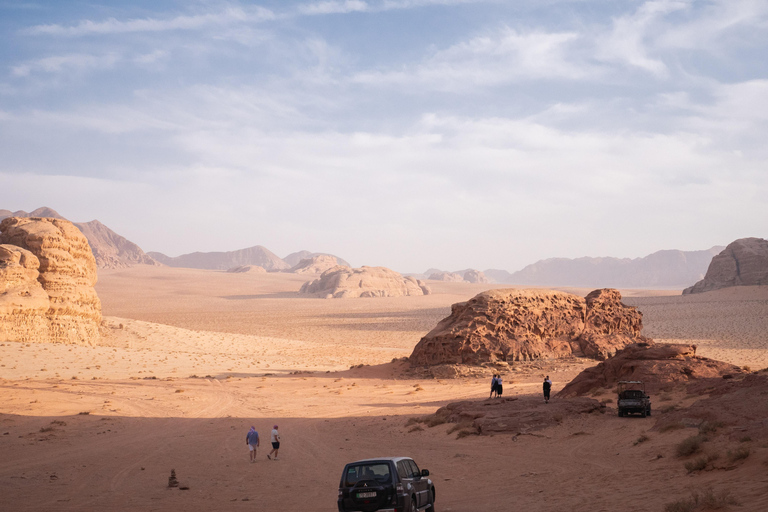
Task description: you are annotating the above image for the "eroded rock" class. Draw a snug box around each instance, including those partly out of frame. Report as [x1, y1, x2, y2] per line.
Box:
[684, 237, 768, 294]
[410, 288, 644, 365]
[300, 266, 431, 298]
[0, 217, 102, 344]
[289, 255, 346, 274]
[557, 341, 745, 397]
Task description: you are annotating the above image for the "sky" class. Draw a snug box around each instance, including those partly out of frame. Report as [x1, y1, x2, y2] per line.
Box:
[1, 0, 767, 273]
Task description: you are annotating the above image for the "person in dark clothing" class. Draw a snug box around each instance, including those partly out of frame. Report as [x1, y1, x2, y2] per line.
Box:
[496, 374, 503, 397]
[490, 374, 498, 398]
[543, 376, 552, 403]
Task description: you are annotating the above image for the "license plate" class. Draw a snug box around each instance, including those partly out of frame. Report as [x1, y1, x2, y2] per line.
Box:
[356, 491, 376, 498]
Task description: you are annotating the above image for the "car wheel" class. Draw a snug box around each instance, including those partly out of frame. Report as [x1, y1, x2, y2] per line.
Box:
[641, 407, 647, 418]
[617, 408, 623, 417]
[429, 489, 436, 511]
[647, 405, 652, 417]
[409, 496, 417, 512]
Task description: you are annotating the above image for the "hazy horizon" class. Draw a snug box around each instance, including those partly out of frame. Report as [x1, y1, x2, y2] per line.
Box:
[2, 1, 766, 272]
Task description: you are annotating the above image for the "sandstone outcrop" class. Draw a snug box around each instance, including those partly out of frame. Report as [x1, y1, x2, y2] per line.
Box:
[428, 271, 464, 282]
[289, 255, 346, 274]
[683, 237, 768, 294]
[226, 265, 266, 273]
[463, 269, 490, 284]
[422, 395, 605, 436]
[0, 217, 102, 344]
[409, 288, 644, 365]
[283, 250, 351, 268]
[300, 266, 431, 298]
[557, 342, 745, 397]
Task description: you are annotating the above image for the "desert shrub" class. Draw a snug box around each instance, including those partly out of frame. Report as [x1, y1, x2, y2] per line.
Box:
[699, 421, 724, 435]
[425, 415, 447, 428]
[634, 434, 650, 446]
[405, 417, 423, 427]
[659, 422, 685, 433]
[39, 426, 53, 433]
[659, 392, 673, 402]
[676, 435, 704, 457]
[447, 421, 474, 435]
[660, 405, 678, 414]
[455, 428, 478, 439]
[664, 487, 738, 512]
[727, 446, 750, 462]
[50, 420, 66, 426]
[601, 398, 613, 404]
[408, 425, 424, 433]
[739, 436, 752, 443]
[684, 457, 708, 473]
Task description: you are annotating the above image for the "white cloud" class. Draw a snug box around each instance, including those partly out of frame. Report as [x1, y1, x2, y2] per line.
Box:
[354, 27, 589, 90]
[297, 0, 369, 15]
[11, 53, 120, 77]
[22, 6, 274, 36]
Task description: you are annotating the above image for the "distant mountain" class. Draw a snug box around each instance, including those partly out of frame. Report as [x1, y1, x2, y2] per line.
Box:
[0, 207, 157, 269]
[148, 246, 290, 271]
[484, 269, 513, 283]
[501, 247, 725, 288]
[283, 250, 350, 268]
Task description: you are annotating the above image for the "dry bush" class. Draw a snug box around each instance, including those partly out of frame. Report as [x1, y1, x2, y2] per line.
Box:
[601, 398, 613, 404]
[50, 420, 66, 426]
[664, 487, 738, 512]
[39, 426, 53, 433]
[676, 435, 705, 457]
[659, 422, 685, 433]
[408, 425, 424, 433]
[447, 422, 474, 435]
[684, 457, 708, 473]
[634, 434, 649, 446]
[660, 405, 678, 414]
[739, 436, 752, 443]
[699, 421, 724, 435]
[405, 417, 423, 427]
[727, 446, 750, 462]
[455, 429, 478, 439]
[659, 392, 674, 402]
[425, 415, 448, 428]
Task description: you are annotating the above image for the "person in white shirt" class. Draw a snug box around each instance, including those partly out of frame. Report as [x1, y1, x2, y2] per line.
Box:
[267, 425, 281, 460]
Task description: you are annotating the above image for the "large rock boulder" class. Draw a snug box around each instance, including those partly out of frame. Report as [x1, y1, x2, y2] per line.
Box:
[684, 237, 768, 294]
[409, 288, 644, 365]
[289, 255, 346, 274]
[463, 269, 490, 284]
[300, 266, 431, 298]
[428, 271, 464, 282]
[0, 217, 102, 344]
[557, 342, 745, 397]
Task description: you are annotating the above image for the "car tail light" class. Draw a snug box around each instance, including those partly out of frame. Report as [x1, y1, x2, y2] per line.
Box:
[396, 483, 403, 493]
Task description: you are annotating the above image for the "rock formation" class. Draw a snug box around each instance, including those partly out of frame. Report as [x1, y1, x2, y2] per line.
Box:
[0, 217, 102, 344]
[300, 266, 431, 298]
[428, 271, 464, 282]
[463, 269, 490, 284]
[683, 238, 768, 294]
[148, 245, 290, 271]
[557, 342, 745, 396]
[409, 288, 644, 365]
[1, 207, 158, 269]
[289, 255, 346, 274]
[226, 265, 266, 273]
[423, 395, 605, 436]
[283, 250, 351, 268]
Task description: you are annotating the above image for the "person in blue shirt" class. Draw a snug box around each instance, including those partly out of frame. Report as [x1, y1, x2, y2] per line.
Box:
[246, 426, 260, 463]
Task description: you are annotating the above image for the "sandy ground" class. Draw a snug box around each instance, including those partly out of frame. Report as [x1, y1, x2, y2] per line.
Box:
[2, 266, 768, 511]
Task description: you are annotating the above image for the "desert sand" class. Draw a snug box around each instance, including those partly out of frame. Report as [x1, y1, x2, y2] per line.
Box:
[2, 266, 768, 511]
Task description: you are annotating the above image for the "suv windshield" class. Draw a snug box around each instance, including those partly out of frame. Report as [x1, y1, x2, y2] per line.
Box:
[344, 463, 392, 487]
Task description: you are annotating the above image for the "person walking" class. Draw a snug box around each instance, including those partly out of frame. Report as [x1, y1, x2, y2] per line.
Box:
[496, 374, 503, 397]
[489, 374, 498, 398]
[543, 376, 552, 403]
[246, 426, 260, 463]
[267, 424, 281, 460]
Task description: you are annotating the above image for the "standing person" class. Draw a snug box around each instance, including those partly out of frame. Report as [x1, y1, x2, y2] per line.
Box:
[489, 374, 498, 398]
[268, 424, 281, 460]
[246, 426, 260, 463]
[496, 374, 503, 397]
[543, 376, 552, 403]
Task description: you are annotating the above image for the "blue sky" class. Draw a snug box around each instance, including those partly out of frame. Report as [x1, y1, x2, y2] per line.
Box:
[1, 0, 766, 272]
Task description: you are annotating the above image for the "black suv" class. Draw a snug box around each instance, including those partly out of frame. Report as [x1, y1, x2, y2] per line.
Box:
[337, 457, 436, 512]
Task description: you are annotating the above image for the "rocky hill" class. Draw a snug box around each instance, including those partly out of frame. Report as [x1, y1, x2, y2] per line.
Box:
[300, 266, 431, 298]
[0, 207, 157, 269]
[148, 245, 290, 271]
[683, 237, 768, 294]
[0, 217, 102, 344]
[410, 288, 645, 365]
[289, 254, 346, 274]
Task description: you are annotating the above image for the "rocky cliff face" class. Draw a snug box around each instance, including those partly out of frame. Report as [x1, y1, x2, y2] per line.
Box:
[557, 342, 745, 396]
[683, 237, 768, 294]
[0, 217, 102, 344]
[409, 288, 644, 365]
[300, 266, 431, 298]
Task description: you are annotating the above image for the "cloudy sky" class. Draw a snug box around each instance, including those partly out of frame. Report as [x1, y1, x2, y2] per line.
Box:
[1, 0, 766, 272]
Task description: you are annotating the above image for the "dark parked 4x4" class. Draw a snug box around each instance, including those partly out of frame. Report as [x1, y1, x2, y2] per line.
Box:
[337, 457, 436, 512]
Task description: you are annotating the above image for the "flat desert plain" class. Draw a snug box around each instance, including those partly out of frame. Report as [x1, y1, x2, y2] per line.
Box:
[2, 266, 768, 511]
